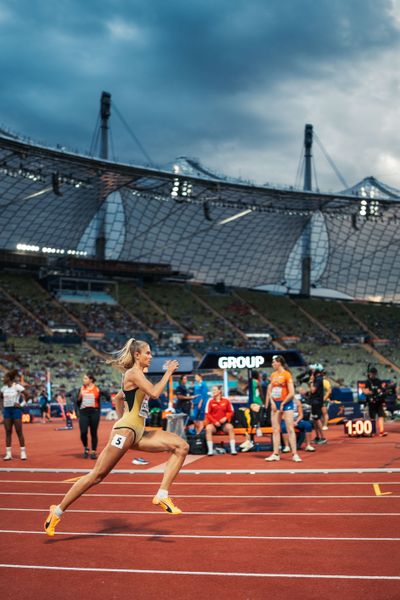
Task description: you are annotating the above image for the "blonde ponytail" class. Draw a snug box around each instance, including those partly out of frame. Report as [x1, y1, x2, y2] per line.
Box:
[106, 338, 148, 372]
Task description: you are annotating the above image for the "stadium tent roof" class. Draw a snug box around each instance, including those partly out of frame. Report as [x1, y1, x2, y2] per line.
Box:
[340, 176, 400, 200]
[1, 133, 400, 301]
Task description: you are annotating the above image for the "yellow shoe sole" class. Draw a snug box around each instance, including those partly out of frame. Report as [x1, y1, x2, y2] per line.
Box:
[44, 505, 61, 536]
[152, 496, 182, 515]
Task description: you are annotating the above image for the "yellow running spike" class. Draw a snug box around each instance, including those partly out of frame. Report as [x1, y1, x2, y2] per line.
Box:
[44, 505, 61, 537]
[152, 495, 182, 514]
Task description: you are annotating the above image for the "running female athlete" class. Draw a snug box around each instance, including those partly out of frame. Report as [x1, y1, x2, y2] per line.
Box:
[44, 338, 189, 536]
[265, 355, 302, 463]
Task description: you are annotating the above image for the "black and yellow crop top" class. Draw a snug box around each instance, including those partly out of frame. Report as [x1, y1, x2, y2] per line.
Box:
[113, 387, 150, 435]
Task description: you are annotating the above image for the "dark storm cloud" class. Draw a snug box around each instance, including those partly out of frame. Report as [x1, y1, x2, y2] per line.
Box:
[0, 0, 399, 186]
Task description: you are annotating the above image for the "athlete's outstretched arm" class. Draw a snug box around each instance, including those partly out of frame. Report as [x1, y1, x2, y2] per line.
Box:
[126, 361, 179, 399]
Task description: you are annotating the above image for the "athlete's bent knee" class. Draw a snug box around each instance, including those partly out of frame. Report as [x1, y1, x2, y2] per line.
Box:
[91, 468, 109, 486]
[175, 440, 189, 457]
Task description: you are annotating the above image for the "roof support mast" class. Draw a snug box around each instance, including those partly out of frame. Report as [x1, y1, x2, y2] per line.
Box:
[95, 91, 111, 260]
[100, 92, 111, 160]
[300, 123, 313, 297]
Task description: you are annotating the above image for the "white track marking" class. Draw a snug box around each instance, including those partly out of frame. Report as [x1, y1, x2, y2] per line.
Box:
[1, 480, 400, 486]
[1, 468, 399, 474]
[1, 507, 399, 516]
[0, 564, 399, 580]
[146, 455, 204, 472]
[1, 529, 400, 542]
[0, 491, 398, 498]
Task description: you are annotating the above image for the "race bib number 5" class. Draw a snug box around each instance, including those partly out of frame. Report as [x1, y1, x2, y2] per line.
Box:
[271, 386, 282, 399]
[111, 433, 127, 449]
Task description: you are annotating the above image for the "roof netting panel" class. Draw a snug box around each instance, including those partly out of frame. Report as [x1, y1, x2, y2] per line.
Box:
[1, 134, 400, 301]
[318, 212, 400, 301]
[118, 189, 306, 288]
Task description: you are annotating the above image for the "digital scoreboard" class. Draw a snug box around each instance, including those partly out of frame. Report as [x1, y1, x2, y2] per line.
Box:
[344, 418, 376, 437]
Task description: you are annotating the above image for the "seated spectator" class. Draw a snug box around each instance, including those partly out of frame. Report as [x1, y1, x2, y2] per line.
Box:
[281, 396, 315, 452]
[205, 386, 237, 456]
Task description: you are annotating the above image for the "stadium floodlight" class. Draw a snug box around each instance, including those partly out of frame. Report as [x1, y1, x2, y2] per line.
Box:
[359, 197, 380, 217]
[42, 247, 64, 254]
[359, 199, 368, 216]
[16, 243, 40, 252]
[1, 165, 45, 182]
[40, 247, 87, 256]
[171, 177, 180, 197]
[218, 208, 253, 226]
[170, 177, 192, 198]
[370, 200, 380, 216]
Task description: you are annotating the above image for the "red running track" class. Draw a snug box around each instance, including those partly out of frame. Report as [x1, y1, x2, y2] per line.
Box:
[0, 419, 399, 599]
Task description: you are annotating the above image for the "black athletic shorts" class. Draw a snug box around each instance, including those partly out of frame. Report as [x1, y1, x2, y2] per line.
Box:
[311, 400, 323, 420]
[368, 403, 385, 419]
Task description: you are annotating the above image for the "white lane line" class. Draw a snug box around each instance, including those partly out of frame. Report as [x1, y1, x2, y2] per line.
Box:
[1, 507, 399, 516]
[0, 491, 398, 498]
[1, 564, 399, 580]
[1, 529, 400, 542]
[146, 455, 204, 472]
[1, 468, 400, 474]
[1, 480, 400, 486]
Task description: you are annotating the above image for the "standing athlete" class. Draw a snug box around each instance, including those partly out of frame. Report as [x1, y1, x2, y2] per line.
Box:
[265, 355, 302, 463]
[1, 370, 27, 461]
[44, 338, 189, 536]
[77, 373, 101, 459]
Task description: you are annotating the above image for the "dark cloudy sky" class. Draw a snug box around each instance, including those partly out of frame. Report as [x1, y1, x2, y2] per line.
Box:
[1, 0, 400, 190]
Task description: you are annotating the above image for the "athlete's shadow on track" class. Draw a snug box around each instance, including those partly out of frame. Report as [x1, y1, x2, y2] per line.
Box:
[45, 518, 175, 544]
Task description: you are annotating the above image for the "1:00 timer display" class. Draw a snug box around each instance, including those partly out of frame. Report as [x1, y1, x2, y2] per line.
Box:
[344, 419, 376, 437]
